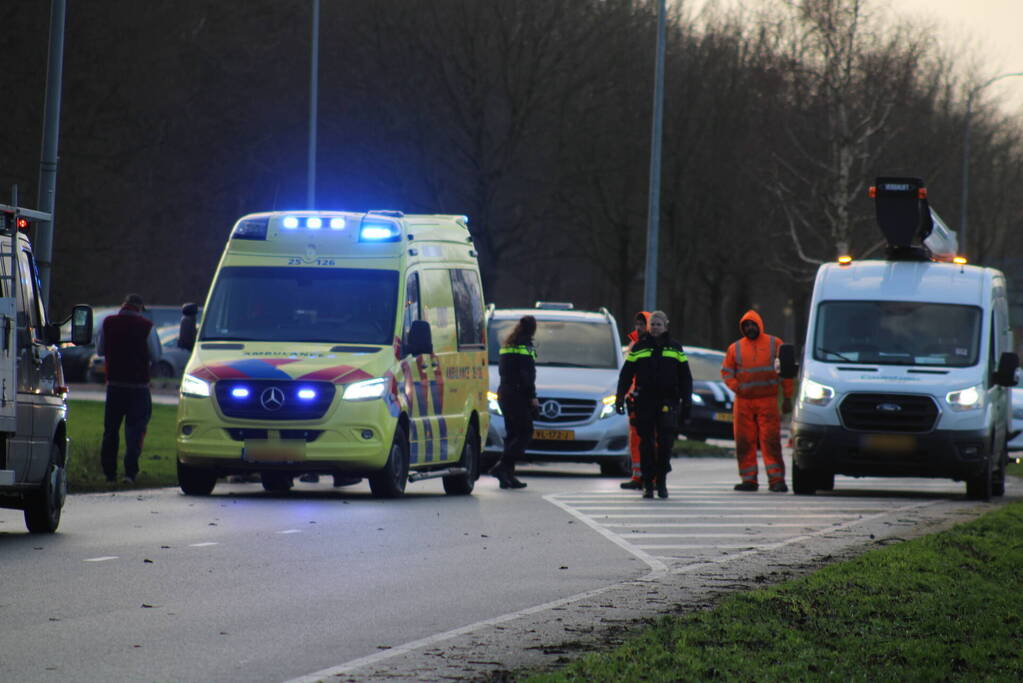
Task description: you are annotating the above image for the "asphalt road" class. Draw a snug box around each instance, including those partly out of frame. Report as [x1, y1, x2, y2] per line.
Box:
[0, 458, 1013, 682]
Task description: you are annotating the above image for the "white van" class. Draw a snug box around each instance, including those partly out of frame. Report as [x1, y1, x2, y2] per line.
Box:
[0, 201, 92, 532]
[782, 178, 1018, 500]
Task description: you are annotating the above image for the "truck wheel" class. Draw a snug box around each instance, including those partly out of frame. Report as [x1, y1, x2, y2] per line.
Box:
[965, 457, 993, 501]
[369, 425, 409, 498]
[992, 443, 1007, 497]
[178, 459, 217, 496]
[24, 444, 66, 534]
[261, 471, 294, 493]
[443, 423, 479, 495]
[600, 455, 631, 477]
[792, 462, 817, 495]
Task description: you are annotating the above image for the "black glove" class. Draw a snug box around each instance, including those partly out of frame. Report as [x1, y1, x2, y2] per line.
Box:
[614, 401, 625, 415]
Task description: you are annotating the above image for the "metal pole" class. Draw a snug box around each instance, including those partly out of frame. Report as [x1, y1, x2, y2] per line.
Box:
[959, 71, 1023, 259]
[643, 0, 666, 312]
[36, 0, 67, 308]
[307, 0, 320, 210]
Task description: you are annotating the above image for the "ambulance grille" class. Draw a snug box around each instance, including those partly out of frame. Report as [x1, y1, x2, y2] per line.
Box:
[839, 393, 938, 432]
[215, 380, 336, 420]
[534, 397, 598, 424]
[225, 429, 323, 442]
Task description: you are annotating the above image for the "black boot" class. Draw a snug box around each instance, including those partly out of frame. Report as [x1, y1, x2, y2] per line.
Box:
[507, 475, 527, 489]
[489, 464, 512, 489]
[642, 478, 654, 499]
[657, 479, 668, 499]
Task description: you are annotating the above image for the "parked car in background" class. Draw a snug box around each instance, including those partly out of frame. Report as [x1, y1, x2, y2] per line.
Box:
[67, 304, 195, 383]
[484, 302, 631, 476]
[679, 346, 735, 442]
[87, 325, 192, 383]
[1008, 387, 1023, 451]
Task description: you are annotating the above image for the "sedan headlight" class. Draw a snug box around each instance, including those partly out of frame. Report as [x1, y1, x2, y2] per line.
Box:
[599, 394, 617, 419]
[181, 374, 211, 398]
[487, 391, 502, 415]
[691, 392, 705, 406]
[343, 377, 388, 401]
[800, 378, 835, 407]
[946, 384, 983, 411]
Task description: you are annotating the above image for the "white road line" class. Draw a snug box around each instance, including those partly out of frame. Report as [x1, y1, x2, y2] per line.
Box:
[592, 513, 865, 519]
[638, 544, 759, 550]
[189, 542, 218, 547]
[573, 506, 889, 512]
[82, 556, 118, 563]
[599, 522, 818, 528]
[277, 529, 302, 534]
[283, 494, 940, 682]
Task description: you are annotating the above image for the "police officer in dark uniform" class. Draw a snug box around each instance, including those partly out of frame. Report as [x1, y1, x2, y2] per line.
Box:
[615, 310, 692, 499]
[490, 315, 539, 489]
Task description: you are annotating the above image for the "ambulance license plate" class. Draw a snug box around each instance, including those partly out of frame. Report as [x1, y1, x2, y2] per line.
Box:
[242, 440, 307, 462]
[861, 434, 916, 453]
[714, 412, 733, 422]
[533, 429, 574, 441]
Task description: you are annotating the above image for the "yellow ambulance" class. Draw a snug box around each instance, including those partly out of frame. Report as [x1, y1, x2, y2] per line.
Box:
[175, 210, 488, 497]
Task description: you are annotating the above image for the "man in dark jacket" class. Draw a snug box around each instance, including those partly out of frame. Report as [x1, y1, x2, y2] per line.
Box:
[96, 294, 162, 483]
[615, 310, 692, 499]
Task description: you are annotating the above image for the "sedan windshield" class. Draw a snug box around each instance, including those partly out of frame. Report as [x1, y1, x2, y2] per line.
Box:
[813, 301, 982, 367]
[200, 266, 398, 345]
[685, 350, 726, 381]
[487, 319, 619, 369]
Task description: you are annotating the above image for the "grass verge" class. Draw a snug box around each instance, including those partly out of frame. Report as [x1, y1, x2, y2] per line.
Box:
[673, 438, 733, 457]
[66, 400, 179, 492]
[527, 501, 1023, 682]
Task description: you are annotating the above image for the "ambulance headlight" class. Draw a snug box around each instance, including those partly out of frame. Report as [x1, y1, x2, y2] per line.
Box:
[800, 378, 835, 407]
[946, 384, 983, 411]
[181, 374, 212, 398]
[343, 377, 388, 401]
[359, 221, 401, 242]
[599, 394, 617, 419]
[487, 391, 502, 416]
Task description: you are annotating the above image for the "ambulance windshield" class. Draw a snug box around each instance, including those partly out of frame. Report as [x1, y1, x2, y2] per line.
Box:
[487, 318, 619, 369]
[813, 301, 981, 367]
[200, 266, 398, 345]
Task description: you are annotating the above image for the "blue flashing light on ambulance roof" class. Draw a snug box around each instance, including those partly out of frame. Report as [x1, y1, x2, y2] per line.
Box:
[282, 216, 299, 229]
[359, 220, 402, 242]
[307, 217, 322, 229]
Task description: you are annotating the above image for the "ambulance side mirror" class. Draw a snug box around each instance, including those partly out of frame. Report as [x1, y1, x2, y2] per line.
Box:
[778, 344, 799, 379]
[993, 351, 1019, 387]
[406, 320, 433, 357]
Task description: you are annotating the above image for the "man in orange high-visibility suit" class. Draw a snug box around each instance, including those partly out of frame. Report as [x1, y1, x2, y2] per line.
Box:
[721, 310, 793, 492]
[620, 311, 650, 490]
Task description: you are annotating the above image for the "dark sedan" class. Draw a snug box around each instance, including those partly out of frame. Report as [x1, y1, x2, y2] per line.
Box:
[680, 346, 735, 441]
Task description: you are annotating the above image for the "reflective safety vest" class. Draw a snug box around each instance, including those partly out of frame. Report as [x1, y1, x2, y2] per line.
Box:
[721, 334, 793, 400]
[499, 345, 536, 359]
[498, 343, 537, 398]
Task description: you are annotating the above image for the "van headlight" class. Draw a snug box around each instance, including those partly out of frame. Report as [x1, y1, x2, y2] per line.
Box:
[946, 384, 983, 411]
[800, 378, 835, 407]
[342, 377, 388, 401]
[487, 391, 502, 416]
[599, 394, 617, 419]
[181, 374, 211, 398]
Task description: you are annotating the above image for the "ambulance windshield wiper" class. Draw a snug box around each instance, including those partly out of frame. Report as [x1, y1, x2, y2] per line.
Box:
[816, 347, 854, 362]
[201, 336, 259, 341]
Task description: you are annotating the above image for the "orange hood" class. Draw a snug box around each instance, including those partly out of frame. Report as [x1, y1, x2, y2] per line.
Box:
[739, 309, 765, 335]
[627, 310, 651, 344]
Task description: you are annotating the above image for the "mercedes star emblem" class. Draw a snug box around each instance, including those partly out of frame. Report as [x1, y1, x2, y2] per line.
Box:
[260, 386, 286, 411]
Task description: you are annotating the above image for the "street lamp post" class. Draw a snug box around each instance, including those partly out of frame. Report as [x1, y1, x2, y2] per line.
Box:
[959, 71, 1023, 258]
[643, 0, 667, 312]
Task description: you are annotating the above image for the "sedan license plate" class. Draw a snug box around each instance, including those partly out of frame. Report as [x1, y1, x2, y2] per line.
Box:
[861, 434, 916, 453]
[533, 429, 574, 441]
[713, 412, 733, 423]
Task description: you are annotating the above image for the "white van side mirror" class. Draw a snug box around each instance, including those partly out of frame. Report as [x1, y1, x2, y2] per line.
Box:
[778, 344, 799, 379]
[993, 352, 1019, 387]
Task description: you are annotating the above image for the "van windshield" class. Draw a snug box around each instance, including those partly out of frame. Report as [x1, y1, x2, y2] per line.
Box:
[813, 301, 982, 367]
[487, 318, 619, 369]
[200, 266, 398, 345]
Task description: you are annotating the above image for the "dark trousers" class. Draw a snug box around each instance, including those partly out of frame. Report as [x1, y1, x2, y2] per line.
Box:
[101, 386, 153, 480]
[632, 400, 676, 481]
[496, 395, 533, 474]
